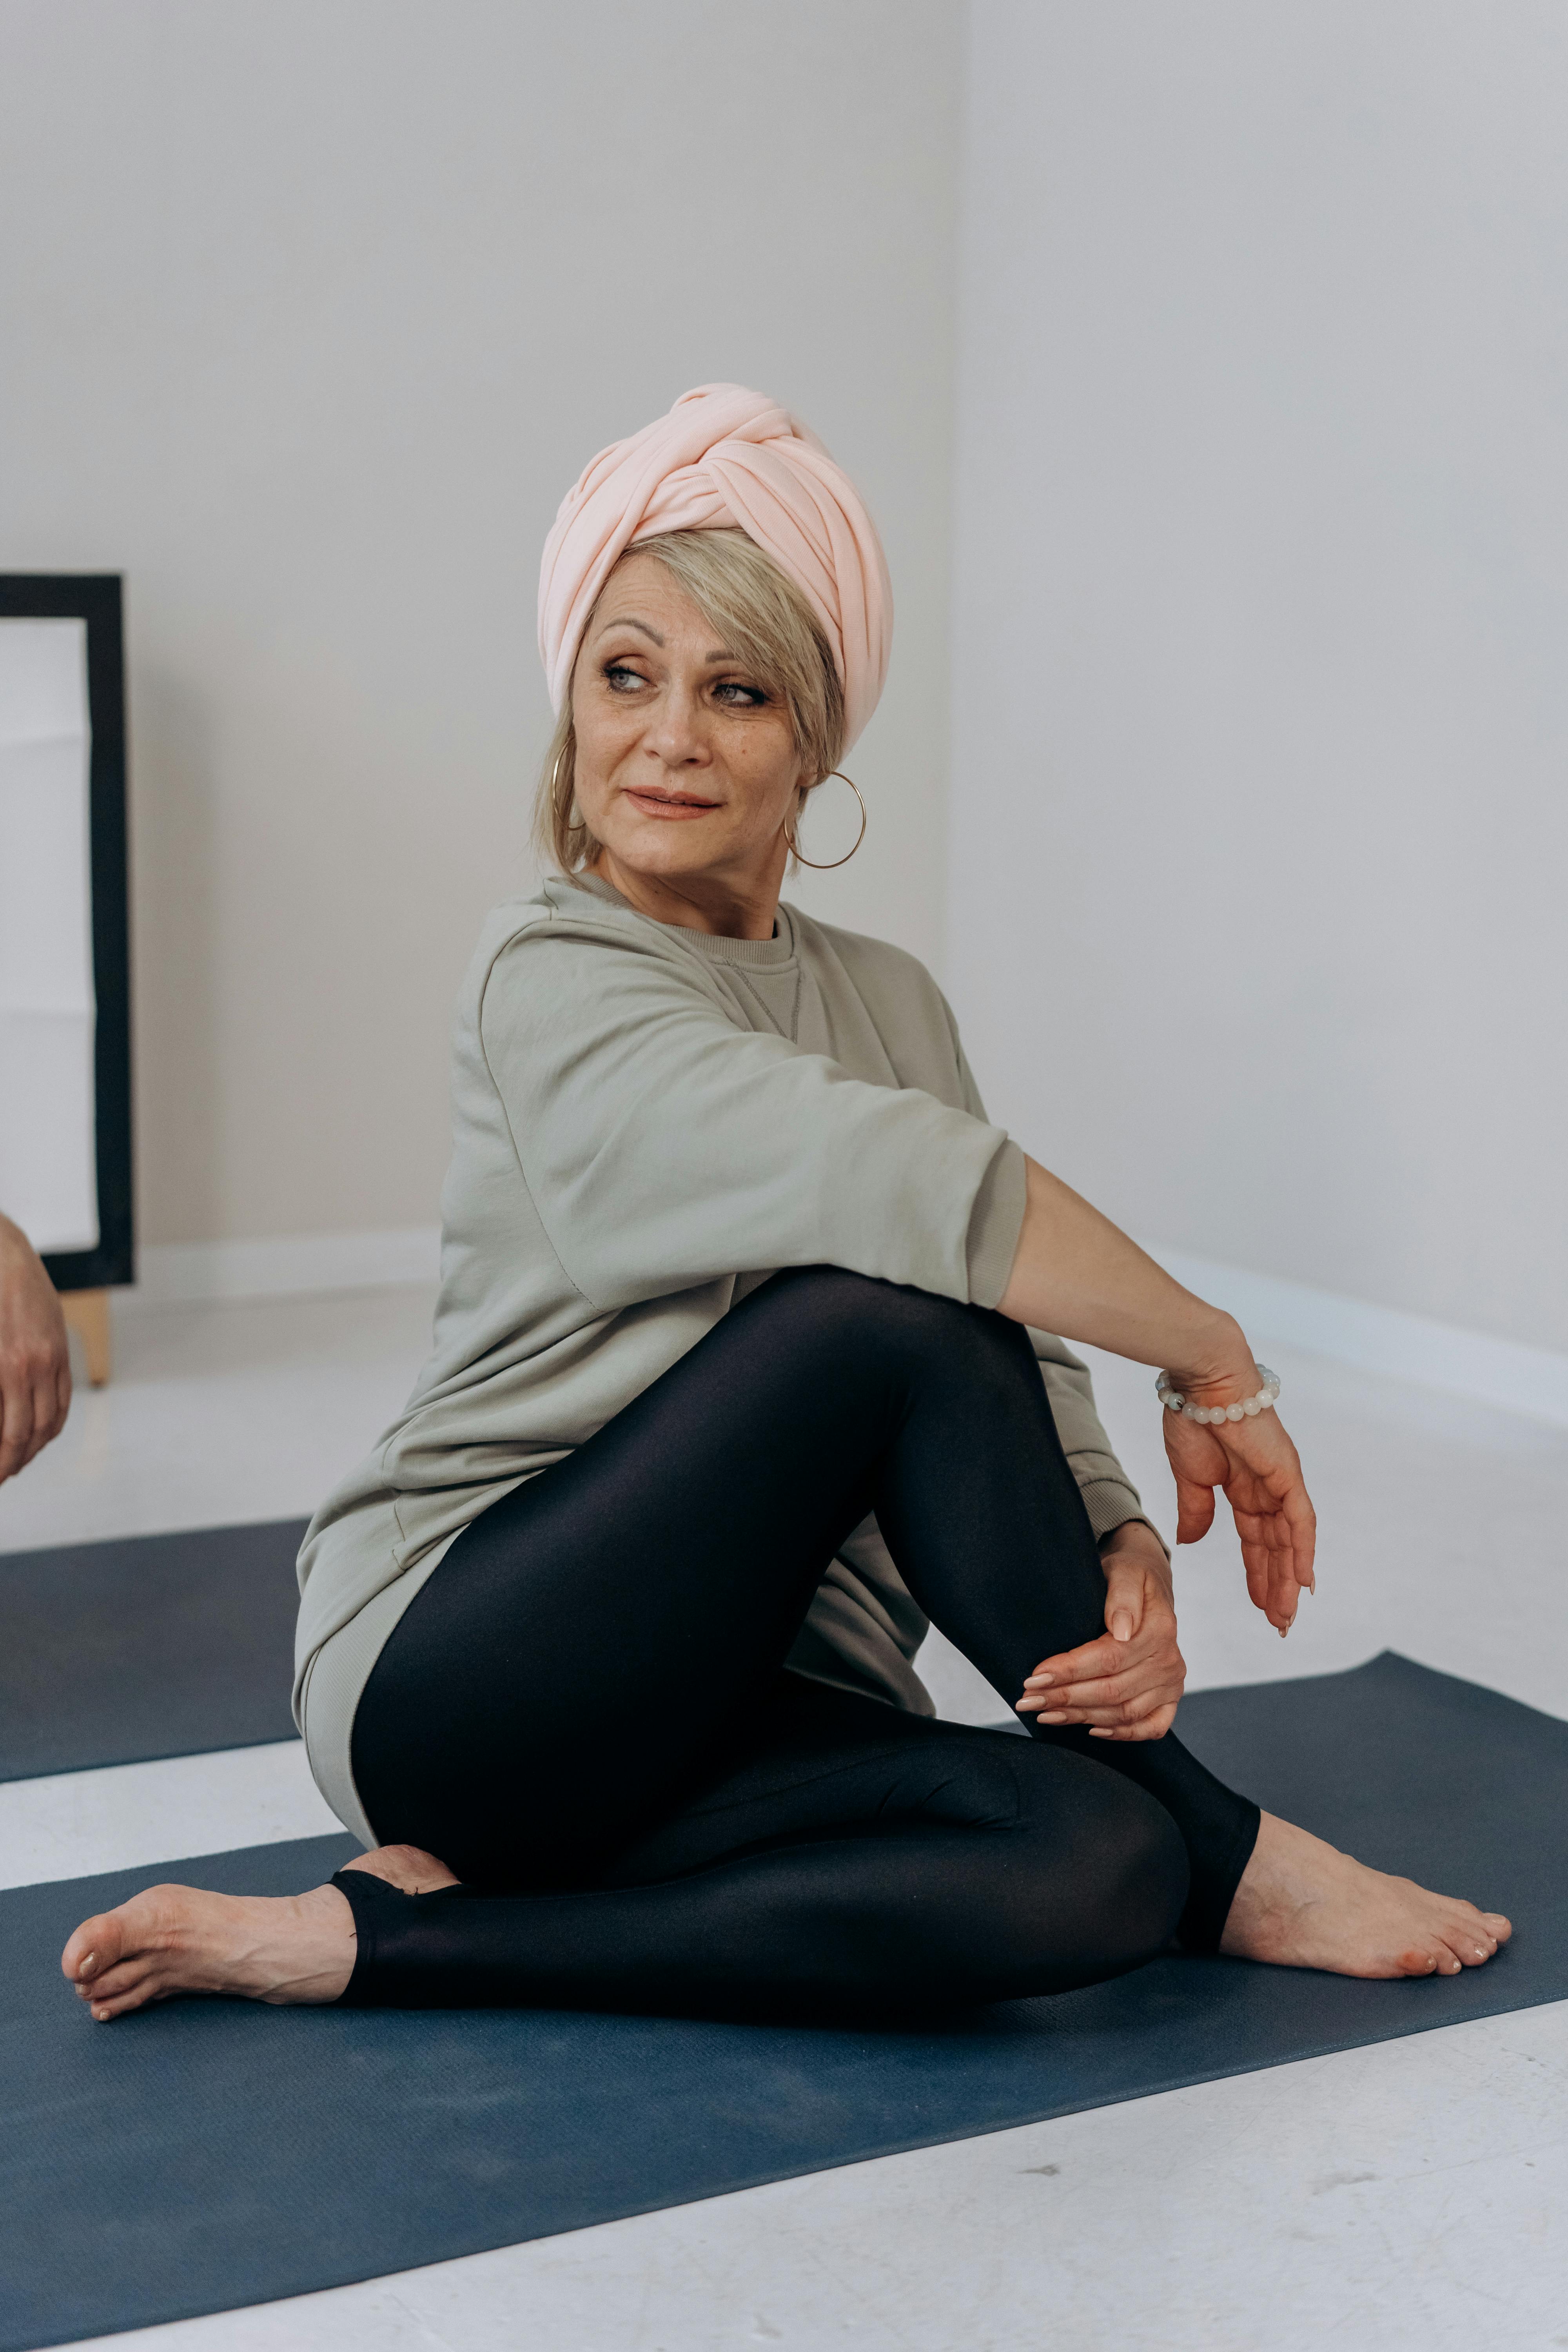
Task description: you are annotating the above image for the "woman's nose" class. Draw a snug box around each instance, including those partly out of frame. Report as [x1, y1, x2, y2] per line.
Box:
[646, 684, 711, 767]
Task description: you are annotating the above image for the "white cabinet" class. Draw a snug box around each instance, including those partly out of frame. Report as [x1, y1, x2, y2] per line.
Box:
[0, 577, 132, 1292]
[0, 617, 99, 1253]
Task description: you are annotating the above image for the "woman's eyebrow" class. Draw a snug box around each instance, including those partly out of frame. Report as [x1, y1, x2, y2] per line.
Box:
[597, 615, 665, 646]
[596, 617, 742, 666]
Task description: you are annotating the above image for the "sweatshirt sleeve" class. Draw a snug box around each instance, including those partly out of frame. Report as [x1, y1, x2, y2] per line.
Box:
[476, 920, 1026, 1317]
[945, 995, 1165, 1552]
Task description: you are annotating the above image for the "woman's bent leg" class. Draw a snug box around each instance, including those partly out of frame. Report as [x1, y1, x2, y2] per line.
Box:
[350, 1270, 1254, 1989]
[338, 1678, 1189, 2016]
[353, 1270, 1253, 1911]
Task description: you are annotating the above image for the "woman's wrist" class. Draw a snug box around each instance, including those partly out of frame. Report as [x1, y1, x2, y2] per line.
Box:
[1163, 1314, 1259, 1408]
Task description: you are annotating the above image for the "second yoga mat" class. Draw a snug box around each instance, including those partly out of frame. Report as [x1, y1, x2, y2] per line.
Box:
[0, 1519, 305, 1780]
[3, 1652, 1565, 2352]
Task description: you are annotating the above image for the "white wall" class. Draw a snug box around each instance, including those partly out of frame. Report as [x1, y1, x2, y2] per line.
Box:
[949, 1, 1568, 1356]
[0, 0, 962, 1252]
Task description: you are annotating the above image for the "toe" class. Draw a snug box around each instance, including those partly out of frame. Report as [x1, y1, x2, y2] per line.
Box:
[1439, 1911, 1498, 1967]
[88, 1982, 161, 2022]
[76, 1956, 155, 2004]
[62, 1910, 124, 1984]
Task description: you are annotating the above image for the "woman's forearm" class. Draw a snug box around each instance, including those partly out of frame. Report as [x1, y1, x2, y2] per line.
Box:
[996, 1157, 1255, 1394]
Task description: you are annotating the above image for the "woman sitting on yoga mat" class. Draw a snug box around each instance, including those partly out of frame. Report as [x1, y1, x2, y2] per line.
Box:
[64, 386, 1509, 2022]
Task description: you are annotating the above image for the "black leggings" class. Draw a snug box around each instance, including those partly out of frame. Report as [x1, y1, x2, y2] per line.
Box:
[339, 1269, 1260, 2019]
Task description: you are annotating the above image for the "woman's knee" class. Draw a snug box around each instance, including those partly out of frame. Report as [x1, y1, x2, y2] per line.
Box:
[758, 1265, 1030, 1387]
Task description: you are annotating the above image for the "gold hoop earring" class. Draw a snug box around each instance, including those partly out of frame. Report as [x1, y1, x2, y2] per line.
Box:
[786, 773, 867, 870]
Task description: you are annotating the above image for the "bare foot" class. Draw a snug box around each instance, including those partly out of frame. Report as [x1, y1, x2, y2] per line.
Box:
[1221, 1812, 1514, 1978]
[340, 1842, 459, 1896]
[61, 1882, 356, 2021]
[60, 1844, 462, 2023]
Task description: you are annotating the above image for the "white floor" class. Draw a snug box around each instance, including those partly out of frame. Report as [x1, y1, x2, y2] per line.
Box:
[6, 1287, 1568, 2351]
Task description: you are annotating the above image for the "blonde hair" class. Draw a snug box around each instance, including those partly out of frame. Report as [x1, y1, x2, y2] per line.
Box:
[534, 528, 845, 875]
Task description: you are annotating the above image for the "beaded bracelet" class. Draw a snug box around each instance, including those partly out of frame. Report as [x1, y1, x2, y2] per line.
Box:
[1156, 1366, 1280, 1426]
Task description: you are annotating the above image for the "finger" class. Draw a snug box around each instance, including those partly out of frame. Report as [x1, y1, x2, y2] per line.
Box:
[1024, 1679, 1185, 1726]
[0, 1368, 34, 1485]
[23, 1369, 60, 1468]
[1270, 1535, 1302, 1632]
[41, 1356, 70, 1444]
[1019, 1666, 1177, 1713]
[1284, 1478, 1317, 1593]
[1036, 1688, 1184, 1730]
[1233, 1512, 1277, 1617]
[1102, 1557, 1145, 1646]
[1022, 1635, 1122, 1691]
[1023, 1619, 1180, 1694]
[1090, 1702, 1179, 1742]
[1172, 1469, 1216, 1546]
[1238, 1514, 1296, 1630]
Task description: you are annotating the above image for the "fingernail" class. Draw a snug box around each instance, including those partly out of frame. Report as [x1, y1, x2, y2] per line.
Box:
[1042, 1711, 1067, 1725]
[1025, 1673, 1054, 1688]
[1111, 1615, 1132, 1644]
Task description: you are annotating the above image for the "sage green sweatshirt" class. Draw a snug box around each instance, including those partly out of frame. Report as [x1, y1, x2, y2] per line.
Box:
[295, 872, 1153, 1845]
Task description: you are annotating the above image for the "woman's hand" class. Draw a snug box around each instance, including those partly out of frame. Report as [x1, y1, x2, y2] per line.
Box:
[1163, 1394, 1316, 1634]
[1015, 1519, 1186, 1742]
[0, 1213, 72, 1485]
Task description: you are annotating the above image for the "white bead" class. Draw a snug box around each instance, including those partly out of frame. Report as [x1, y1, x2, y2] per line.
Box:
[1243, 1395, 1261, 1415]
[1226, 1402, 1245, 1422]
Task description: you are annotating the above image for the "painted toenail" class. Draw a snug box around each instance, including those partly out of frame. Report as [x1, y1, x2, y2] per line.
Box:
[77, 1952, 97, 1978]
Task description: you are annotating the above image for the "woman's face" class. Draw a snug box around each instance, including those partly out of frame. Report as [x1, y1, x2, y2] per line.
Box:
[572, 552, 808, 903]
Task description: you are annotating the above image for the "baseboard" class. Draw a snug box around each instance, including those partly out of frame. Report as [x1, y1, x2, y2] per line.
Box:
[130, 1225, 441, 1305]
[1156, 1249, 1568, 1430]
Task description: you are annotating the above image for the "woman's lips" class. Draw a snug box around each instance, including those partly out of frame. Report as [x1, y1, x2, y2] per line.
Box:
[624, 789, 721, 820]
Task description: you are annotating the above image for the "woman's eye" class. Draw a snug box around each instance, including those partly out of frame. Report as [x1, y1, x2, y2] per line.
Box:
[604, 664, 644, 692]
[712, 681, 767, 708]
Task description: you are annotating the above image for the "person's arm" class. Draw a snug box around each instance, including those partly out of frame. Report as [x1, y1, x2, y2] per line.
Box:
[1000, 1153, 1316, 1735]
[0, 1213, 72, 1485]
[997, 1156, 1249, 1383]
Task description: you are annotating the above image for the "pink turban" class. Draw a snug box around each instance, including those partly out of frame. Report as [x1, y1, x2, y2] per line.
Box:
[538, 384, 893, 753]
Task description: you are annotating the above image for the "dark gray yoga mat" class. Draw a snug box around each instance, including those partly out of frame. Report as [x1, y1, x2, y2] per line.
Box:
[0, 1519, 305, 1781]
[3, 1652, 1564, 2352]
